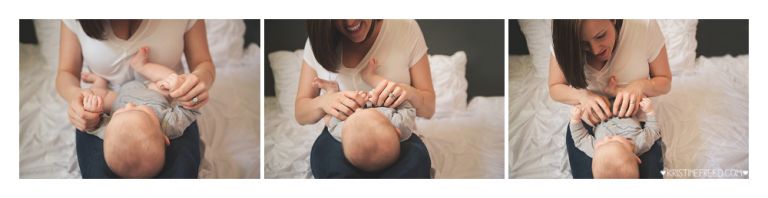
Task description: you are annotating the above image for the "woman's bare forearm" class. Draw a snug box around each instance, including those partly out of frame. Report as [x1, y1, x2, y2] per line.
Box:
[295, 95, 327, 125]
[402, 83, 435, 118]
[549, 83, 586, 106]
[56, 71, 82, 102]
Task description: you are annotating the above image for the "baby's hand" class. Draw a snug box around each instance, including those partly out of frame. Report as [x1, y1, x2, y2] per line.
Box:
[312, 77, 340, 93]
[129, 47, 150, 69]
[570, 105, 584, 123]
[639, 98, 654, 114]
[82, 91, 103, 113]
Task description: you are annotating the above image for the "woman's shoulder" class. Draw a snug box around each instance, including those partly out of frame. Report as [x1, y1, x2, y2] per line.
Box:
[623, 19, 657, 32]
[384, 19, 421, 32]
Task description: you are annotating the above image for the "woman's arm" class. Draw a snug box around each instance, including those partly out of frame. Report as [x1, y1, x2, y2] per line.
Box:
[366, 54, 435, 118]
[401, 54, 435, 118]
[612, 47, 672, 117]
[295, 62, 326, 125]
[56, 21, 101, 131]
[548, 54, 613, 124]
[548, 54, 585, 105]
[172, 20, 216, 109]
[56, 22, 84, 102]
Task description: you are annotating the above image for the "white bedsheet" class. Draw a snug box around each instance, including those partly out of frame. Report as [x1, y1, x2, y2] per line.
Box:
[264, 96, 505, 179]
[19, 43, 261, 178]
[508, 54, 749, 178]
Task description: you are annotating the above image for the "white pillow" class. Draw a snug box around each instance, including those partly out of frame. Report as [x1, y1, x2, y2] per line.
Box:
[204, 19, 246, 68]
[657, 19, 698, 75]
[428, 51, 468, 118]
[518, 19, 552, 78]
[33, 19, 61, 70]
[268, 50, 469, 119]
[267, 50, 304, 118]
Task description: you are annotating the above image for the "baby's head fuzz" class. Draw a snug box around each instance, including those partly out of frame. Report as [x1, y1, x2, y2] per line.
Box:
[342, 109, 400, 172]
[593, 136, 640, 179]
[104, 105, 168, 178]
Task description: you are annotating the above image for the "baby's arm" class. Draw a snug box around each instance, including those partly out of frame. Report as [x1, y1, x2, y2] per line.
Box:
[130, 47, 177, 82]
[570, 106, 596, 157]
[388, 103, 416, 141]
[635, 98, 661, 154]
[158, 106, 201, 139]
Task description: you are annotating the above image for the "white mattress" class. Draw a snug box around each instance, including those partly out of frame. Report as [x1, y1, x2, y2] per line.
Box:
[264, 96, 505, 179]
[19, 43, 261, 178]
[508, 54, 749, 178]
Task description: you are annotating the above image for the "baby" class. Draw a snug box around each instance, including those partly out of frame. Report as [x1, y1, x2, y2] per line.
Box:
[81, 47, 199, 178]
[569, 97, 660, 178]
[312, 66, 416, 172]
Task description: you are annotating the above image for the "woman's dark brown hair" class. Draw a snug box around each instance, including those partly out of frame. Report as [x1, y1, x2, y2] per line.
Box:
[78, 19, 107, 40]
[551, 19, 622, 89]
[305, 20, 379, 73]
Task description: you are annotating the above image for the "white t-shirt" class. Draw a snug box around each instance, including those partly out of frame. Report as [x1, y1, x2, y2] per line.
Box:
[303, 19, 428, 92]
[583, 19, 665, 96]
[62, 19, 198, 91]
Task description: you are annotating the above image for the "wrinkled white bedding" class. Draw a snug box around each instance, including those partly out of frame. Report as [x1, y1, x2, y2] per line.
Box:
[19, 43, 261, 178]
[508, 54, 748, 178]
[264, 96, 505, 179]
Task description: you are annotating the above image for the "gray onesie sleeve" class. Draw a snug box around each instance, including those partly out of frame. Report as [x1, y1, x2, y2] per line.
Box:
[383, 102, 416, 141]
[569, 121, 596, 158]
[632, 113, 661, 155]
[157, 104, 200, 139]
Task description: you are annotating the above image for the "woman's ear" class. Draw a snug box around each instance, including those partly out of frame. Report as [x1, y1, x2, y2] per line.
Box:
[164, 136, 170, 145]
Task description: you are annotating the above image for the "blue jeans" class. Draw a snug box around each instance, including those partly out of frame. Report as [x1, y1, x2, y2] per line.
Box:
[565, 121, 664, 179]
[310, 128, 431, 178]
[75, 122, 201, 178]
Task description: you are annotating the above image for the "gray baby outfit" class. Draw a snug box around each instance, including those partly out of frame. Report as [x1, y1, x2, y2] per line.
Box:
[88, 80, 200, 139]
[570, 113, 661, 158]
[328, 102, 416, 142]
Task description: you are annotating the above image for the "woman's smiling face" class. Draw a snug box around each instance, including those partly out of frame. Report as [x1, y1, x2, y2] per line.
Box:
[334, 19, 373, 43]
[580, 20, 617, 63]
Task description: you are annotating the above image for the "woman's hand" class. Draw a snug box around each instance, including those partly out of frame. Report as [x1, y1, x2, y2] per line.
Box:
[369, 79, 408, 108]
[67, 90, 102, 132]
[169, 73, 210, 109]
[320, 91, 367, 121]
[576, 89, 613, 126]
[611, 78, 646, 118]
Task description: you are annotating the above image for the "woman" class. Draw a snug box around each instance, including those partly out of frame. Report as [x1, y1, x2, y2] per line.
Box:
[56, 19, 215, 178]
[549, 19, 672, 178]
[295, 19, 436, 178]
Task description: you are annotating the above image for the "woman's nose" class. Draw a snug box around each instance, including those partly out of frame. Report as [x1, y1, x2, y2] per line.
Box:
[344, 20, 357, 26]
[590, 43, 600, 55]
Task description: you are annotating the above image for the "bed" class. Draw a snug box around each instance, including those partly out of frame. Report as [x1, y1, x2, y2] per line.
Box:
[508, 19, 749, 179]
[264, 50, 505, 179]
[19, 20, 261, 178]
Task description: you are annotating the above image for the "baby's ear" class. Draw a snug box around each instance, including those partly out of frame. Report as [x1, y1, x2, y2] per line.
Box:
[635, 156, 642, 164]
[164, 136, 170, 145]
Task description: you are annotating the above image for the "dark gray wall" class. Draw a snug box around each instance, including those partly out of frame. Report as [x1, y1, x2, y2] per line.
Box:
[264, 19, 506, 99]
[696, 19, 748, 57]
[507, 19, 749, 57]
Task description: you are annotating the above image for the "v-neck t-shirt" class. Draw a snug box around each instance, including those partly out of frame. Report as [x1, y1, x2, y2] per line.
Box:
[62, 19, 198, 91]
[303, 19, 428, 92]
[583, 19, 666, 96]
